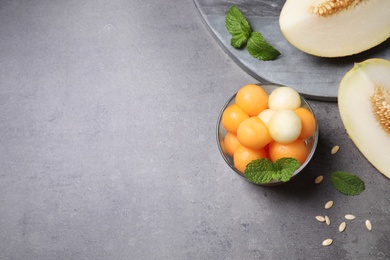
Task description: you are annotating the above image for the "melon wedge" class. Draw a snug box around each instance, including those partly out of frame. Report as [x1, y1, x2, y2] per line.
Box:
[338, 58, 390, 179]
[279, 0, 390, 57]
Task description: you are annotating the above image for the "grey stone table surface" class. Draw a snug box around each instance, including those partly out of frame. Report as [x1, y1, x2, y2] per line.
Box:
[0, 1, 389, 259]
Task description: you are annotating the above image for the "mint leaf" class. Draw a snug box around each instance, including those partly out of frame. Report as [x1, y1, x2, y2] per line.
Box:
[244, 158, 300, 184]
[273, 158, 301, 182]
[330, 171, 365, 196]
[225, 6, 252, 48]
[245, 158, 274, 184]
[230, 34, 249, 49]
[246, 32, 281, 61]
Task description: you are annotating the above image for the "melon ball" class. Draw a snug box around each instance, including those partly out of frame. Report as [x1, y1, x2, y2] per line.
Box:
[268, 110, 302, 144]
[258, 109, 276, 127]
[269, 87, 301, 110]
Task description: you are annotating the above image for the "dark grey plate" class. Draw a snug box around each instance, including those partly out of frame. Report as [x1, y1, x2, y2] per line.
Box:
[193, 0, 390, 101]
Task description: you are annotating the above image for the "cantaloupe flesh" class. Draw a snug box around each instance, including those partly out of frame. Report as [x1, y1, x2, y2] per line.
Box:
[338, 58, 390, 179]
[279, 0, 390, 57]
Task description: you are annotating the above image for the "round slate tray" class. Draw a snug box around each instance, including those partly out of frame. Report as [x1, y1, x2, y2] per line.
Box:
[193, 0, 390, 101]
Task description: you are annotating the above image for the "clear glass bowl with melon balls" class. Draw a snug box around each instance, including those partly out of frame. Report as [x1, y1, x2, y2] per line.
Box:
[216, 83, 319, 186]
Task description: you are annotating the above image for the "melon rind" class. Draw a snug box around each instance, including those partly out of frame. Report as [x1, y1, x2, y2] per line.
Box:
[279, 0, 390, 57]
[338, 58, 390, 179]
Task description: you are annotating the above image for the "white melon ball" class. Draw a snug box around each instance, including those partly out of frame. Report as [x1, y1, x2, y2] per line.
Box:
[268, 110, 302, 144]
[269, 87, 301, 110]
[258, 109, 276, 127]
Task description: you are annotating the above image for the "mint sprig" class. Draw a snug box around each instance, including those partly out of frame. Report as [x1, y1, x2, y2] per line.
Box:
[244, 158, 300, 184]
[225, 6, 281, 61]
[330, 171, 365, 196]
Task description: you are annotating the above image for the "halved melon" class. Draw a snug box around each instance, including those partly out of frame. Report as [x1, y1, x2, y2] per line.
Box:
[279, 0, 390, 57]
[338, 58, 390, 178]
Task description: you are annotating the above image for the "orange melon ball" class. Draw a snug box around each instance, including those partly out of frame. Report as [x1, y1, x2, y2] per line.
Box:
[269, 139, 308, 165]
[224, 132, 241, 156]
[221, 104, 249, 134]
[236, 84, 268, 116]
[234, 145, 268, 173]
[295, 107, 316, 140]
[237, 116, 272, 150]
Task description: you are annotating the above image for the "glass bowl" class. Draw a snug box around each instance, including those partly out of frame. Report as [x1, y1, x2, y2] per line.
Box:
[216, 83, 319, 186]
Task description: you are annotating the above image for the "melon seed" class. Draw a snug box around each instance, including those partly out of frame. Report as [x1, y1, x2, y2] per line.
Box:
[331, 145, 340, 154]
[322, 238, 333, 247]
[314, 175, 324, 184]
[370, 85, 390, 135]
[309, 0, 362, 17]
[325, 200, 334, 209]
[315, 216, 326, 222]
[345, 214, 356, 220]
[365, 220, 372, 231]
[339, 221, 346, 232]
[325, 215, 331, 226]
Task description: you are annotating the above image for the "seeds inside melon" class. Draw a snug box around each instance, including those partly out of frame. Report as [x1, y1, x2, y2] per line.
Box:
[279, 0, 390, 57]
[338, 58, 390, 178]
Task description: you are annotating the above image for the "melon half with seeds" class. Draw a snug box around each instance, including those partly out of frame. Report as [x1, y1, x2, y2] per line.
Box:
[338, 58, 390, 178]
[279, 0, 390, 57]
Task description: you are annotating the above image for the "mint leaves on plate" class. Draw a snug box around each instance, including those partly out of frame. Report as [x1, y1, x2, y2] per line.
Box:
[330, 171, 365, 196]
[225, 6, 281, 61]
[244, 158, 300, 184]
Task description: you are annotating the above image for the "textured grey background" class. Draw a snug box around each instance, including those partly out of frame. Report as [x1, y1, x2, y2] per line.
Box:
[1, 0, 390, 259]
[194, 0, 390, 100]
